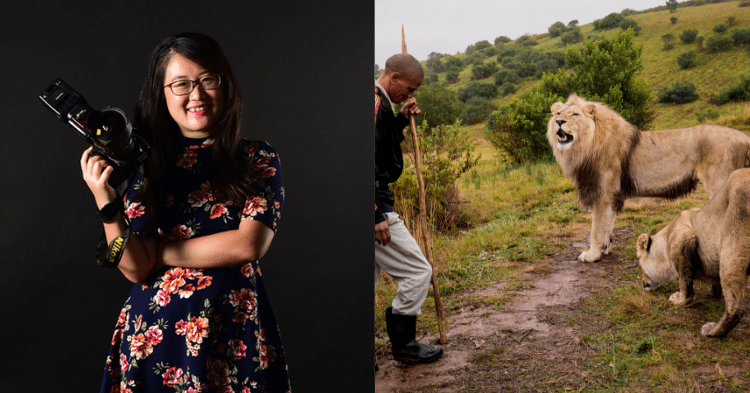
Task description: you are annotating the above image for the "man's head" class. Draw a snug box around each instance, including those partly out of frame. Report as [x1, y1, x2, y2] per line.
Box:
[377, 53, 424, 104]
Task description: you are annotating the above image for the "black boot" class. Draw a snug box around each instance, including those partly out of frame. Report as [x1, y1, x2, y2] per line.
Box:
[385, 307, 443, 364]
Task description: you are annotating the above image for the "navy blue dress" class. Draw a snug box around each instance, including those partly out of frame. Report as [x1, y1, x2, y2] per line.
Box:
[100, 136, 290, 393]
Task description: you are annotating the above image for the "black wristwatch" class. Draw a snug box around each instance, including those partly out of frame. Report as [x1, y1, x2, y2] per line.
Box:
[97, 199, 123, 223]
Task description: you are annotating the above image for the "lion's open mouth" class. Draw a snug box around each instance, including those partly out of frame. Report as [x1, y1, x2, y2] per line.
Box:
[556, 129, 573, 145]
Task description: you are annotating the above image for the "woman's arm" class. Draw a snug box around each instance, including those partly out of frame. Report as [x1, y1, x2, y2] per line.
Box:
[81, 147, 158, 283]
[159, 218, 275, 269]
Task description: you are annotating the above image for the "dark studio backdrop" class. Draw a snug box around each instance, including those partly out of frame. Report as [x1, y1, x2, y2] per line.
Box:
[0, 1, 373, 391]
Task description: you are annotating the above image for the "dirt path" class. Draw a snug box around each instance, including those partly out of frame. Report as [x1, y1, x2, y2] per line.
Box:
[375, 228, 641, 392]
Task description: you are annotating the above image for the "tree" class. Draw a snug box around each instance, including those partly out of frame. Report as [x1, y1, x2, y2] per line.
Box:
[548, 21, 568, 38]
[568, 20, 579, 28]
[677, 51, 697, 69]
[680, 29, 699, 44]
[561, 27, 583, 45]
[457, 81, 498, 102]
[666, 0, 678, 13]
[593, 13, 625, 30]
[412, 84, 464, 128]
[515, 35, 538, 47]
[671, 17, 678, 24]
[375, 64, 381, 77]
[425, 52, 445, 72]
[662, 33, 677, 50]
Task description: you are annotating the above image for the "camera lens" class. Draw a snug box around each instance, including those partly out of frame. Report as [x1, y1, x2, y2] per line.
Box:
[88, 107, 134, 160]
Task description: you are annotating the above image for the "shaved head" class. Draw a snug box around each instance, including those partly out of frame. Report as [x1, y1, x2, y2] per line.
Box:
[383, 53, 424, 80]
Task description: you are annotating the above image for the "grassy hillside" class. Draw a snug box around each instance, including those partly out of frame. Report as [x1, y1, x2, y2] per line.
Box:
[429, 0, 750, 131]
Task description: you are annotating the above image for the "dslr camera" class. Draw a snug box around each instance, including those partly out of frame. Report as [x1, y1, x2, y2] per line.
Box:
[39, 78, 149, 188]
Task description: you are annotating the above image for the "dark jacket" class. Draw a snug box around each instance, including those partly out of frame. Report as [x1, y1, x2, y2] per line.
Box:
[375, 83, 409, 224]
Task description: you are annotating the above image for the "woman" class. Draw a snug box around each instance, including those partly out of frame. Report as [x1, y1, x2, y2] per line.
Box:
[81, 33, 291, 392]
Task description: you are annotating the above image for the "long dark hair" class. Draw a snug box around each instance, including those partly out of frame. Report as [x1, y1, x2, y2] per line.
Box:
[135, 32, 253, 213]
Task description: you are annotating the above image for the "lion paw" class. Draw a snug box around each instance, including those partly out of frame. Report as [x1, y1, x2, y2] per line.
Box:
[668, 292, 691, 305]
[578, 251, 601, 263]
[601, 241, 612, 255]
[701, 322, 717, 337]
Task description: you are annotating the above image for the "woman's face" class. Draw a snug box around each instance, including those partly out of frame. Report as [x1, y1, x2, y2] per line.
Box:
[163, 53, 224, 138]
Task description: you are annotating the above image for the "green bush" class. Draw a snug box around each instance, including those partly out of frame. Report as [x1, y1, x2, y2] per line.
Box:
[680, 29, 698, 44]
[677, 50, 697, 69]
[740, 1, 750, 7]
[499, 83, 516, 96]
[695, 108, 720, 123]
[496, 44, 518, 61]
[515, 35, 538, 47]
[412, 83, 464, 128]
[475, 40, 492, 51]
[657, 80, 700, 103]
[443, 55, 464, 70]
[493, 69, 519, 86]
[486, 90, 560, 163]
[662, 33, 677, 50]
[619, 19, 642, 36]
[457, 81, 498, 102]
[594, 13, 625, 30]
[696, 35, 705, 50]
[705, 35, 733, 53]
[732, 29, 750, 46]
[390, 121, 479, 234]
[460, 97, 491, 125]
[666, 0, 678, 12]
[713, 23, 728, 34]
[495, 36, 512, 45]
[712, 74, 750, 104]
[548, 21, 568, 38]
[471, 61, 499, 80]
[483, 47, 498, 57]
[445, 68, 460, 84]
[561, 27, 583, 45]
[671, 17, 678, 24]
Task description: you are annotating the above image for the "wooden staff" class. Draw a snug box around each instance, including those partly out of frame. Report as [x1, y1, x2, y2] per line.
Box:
[402, 26, 446, 344]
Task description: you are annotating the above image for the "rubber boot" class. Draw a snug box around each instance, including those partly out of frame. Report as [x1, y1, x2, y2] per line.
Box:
[385, 307, 443, 364]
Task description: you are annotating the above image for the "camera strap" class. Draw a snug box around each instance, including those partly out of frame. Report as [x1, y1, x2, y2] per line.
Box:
[96, 225, 131, 268]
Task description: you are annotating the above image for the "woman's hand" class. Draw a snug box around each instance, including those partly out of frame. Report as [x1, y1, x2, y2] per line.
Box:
[80, 146, 116, 209]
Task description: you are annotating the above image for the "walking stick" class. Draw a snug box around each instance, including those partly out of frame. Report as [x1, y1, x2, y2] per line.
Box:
[402, 26, 446, 345]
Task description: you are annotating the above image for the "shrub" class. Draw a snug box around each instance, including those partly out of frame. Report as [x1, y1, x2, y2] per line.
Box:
[712, 74, 750, 104]
[499, 83, 516, 96]
[561, 27, 583, 45]
[495, 36, 511, 45]
[548, 21, 568, 38]
[390, 121, 479, 234]
[471, 61, 499, 80]
[460, 97, 491, 125]
[483, 47, 498, 57]
[496, 44, 518, 61]
[594, 12, 625, 30]
[515, 35, 538, 47]
[445, 68, 460, 84]
[443, 55, 464, 70]
[475, 40, 492, 51]
[677, 50, 697, 69]
[457, 81, 498, 102]
[680, 29, 698, 44]
[705, 35, 733, 53]
[713, 23, 728, 34]
[732, 29, 750, 46]
[727, 16, 737, 27]
[413, 84, 464, 128]
[619, 18, 641, 36]
[696, 35, 705, 50]
[494, 69, 518, 86]
[740, 1, 750, 7]
[568, 20, 579, 28]
[423, 73, 439, 85]
[662, 33, 677, 50]
[657, 80, 700, 104]
[695, 108, 720, 123]
[486, 90, 560, 163]
[465, 43, 477, 54]
[671, 17, 678, 24]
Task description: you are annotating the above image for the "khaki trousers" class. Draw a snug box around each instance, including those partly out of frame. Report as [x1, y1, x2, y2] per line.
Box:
[374, 212, 433, 316]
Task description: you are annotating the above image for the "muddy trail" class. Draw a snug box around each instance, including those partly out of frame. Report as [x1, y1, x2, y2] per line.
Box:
[374, 228, 750, 392]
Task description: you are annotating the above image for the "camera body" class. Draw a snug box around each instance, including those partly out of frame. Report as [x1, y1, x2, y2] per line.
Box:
[39, 78, 149, 188]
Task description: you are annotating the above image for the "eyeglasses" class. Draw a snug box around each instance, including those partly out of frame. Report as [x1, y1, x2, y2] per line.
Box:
[164, 74, 222, 96]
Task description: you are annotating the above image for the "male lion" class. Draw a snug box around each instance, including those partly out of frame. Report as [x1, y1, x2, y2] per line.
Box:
[636, 168, 750, 338]
[548, 93, 750, 262]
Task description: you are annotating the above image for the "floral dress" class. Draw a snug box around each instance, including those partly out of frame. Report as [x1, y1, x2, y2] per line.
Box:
[100, 136, 290, 393]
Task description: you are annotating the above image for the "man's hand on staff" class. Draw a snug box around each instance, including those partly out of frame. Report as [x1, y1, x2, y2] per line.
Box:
[375, 221, 391, 246]
[400, 97, 420, 118]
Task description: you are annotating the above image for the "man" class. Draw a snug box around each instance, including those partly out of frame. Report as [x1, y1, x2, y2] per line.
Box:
[374, 53, 444, 366]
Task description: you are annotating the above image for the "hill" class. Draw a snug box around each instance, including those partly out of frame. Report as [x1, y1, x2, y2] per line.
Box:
[421, 0, 750, 132]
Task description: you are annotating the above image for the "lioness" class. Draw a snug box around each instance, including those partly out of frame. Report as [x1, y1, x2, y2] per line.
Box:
[636, 168, 750, 338]
[548, 93, 750, 262]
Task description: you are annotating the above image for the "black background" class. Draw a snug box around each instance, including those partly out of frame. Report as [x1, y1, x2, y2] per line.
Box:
[0, 1, 373, 391]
